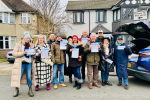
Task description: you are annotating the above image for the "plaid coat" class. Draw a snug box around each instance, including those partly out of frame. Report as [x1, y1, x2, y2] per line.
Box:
[33, 43, 51, 86]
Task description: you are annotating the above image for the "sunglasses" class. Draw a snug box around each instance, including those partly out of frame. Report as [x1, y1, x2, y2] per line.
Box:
[98, 32, 103, 34]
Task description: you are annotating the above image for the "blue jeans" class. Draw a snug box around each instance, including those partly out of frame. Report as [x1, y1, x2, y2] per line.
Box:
[101, 71, 109, 81]
[53, 64, 64, 85]
[73, 67, 82, 83]
[21, 63, 32, 87]
[118, 78, 128, 85]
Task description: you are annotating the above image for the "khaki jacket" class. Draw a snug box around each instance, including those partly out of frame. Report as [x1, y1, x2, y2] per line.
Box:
[84, 41, 101, 65]
[11, 41, 36, 87]
[51, 41, 65, 64]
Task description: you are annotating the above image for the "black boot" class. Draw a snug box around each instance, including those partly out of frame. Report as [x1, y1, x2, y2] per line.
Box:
[104, 81, 112, 86]
[76, 83, 81, 90]
[124, 85, 128, 90]
[73, 81, 78, 88]
[117, 82, 122, 86]
[102, 80, 105, 86]
[69, 78, 73, 83]
[13, 87, 19, 97]
[28, 86, 34, 97]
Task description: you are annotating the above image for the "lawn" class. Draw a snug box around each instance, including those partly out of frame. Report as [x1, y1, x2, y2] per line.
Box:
[0, 59, 7, 63]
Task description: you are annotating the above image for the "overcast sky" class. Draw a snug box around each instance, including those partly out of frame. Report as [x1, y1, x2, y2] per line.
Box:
[23, 0, 68, 6]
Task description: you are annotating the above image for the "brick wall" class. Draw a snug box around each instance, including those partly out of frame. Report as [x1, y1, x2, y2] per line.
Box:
[0, 49, 13, 58]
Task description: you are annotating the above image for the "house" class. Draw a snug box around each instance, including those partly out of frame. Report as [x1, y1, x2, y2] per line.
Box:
[65, 0, 121, 37]
[0, 0, 38, 58]
[66, 0, 150, 47]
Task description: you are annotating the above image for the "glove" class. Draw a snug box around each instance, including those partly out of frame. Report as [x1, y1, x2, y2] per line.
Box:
[124, 47, 129, 54]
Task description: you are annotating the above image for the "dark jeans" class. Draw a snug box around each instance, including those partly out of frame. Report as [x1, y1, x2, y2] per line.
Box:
[73, 67, 82, 83]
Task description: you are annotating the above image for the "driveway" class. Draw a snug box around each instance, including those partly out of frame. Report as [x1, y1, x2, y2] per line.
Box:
[0, 62, 13, 75]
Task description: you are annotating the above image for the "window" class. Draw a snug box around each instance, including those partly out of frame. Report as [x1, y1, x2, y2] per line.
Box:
[4, 12, 8, 23]
[73, 12, 84, 23]
[96, 10, 107, 22]
[0, 12, 2, 23]
[21, 13, 31, 24]
[0, 36, 16, 49]
[113, 9, 120, 21]
[10, 13, 15, 24]
[0, 12, 15, 24]
[122, 8, 133, 20]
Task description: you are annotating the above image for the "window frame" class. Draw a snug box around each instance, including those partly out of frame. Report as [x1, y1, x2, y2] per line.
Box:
[20, 13, 31, 24]
[0, 12, 15, 24]
[113, 9, 121, 22]
[73, 12, 84, 24]
[96, 10, 107, 23]
[0, 36, 16, 49]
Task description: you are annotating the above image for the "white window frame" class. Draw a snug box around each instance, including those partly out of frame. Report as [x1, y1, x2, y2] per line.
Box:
[0, 12, 15, 24]
[20, 13, 31, 24]
[0, 36, 16, 49]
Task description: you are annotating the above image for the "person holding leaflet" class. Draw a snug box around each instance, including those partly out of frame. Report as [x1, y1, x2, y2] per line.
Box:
[67, 35, 84, 90]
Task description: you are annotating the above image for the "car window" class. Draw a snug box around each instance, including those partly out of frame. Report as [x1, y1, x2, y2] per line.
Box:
[129, 25, 147, 35]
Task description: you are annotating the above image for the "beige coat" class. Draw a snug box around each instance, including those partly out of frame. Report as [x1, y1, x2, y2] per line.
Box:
[11, 41, 36, 87]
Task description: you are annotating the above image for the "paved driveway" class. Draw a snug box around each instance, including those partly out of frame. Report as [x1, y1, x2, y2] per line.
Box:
[0, 62, 13, 75]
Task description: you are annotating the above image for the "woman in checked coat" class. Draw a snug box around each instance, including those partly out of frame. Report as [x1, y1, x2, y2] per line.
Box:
[34, 35, 51, 91]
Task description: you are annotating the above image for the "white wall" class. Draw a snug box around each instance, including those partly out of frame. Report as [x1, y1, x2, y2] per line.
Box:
[66, 10, 113, 37]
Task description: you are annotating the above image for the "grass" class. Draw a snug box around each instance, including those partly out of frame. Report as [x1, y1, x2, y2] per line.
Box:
[0, 58, 7, 63]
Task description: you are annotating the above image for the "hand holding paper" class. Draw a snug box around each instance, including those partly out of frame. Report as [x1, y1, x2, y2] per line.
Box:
[41, 48, 49, 58]
[91, 43, 99, 52]
[71, 48, 79, 58]
[25, 48, 35, 56]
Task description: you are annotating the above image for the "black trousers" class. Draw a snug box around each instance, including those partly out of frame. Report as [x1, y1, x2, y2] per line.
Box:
[81, 57, 86, 80]
[68, 66, 74, 78]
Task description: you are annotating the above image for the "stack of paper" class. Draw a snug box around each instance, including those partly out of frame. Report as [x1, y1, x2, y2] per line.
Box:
[25, 48, 35, 56]
[60, 39, 68, 50]
[41, 48, 49, 58]
[71, 48, 79, 58]
[91, 43, 99, 52]
[82, 38, 88, 46]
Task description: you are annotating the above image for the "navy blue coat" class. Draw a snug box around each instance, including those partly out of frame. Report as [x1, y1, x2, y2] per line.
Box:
[114, 43, 132, 78]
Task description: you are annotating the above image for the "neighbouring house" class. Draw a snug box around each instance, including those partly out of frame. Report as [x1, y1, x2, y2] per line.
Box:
[65, 0, 121, 37]
[0, 0, 38, 58]
[66, 0, 150, 47]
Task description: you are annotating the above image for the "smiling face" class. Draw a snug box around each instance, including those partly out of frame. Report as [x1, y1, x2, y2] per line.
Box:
[50, 34, 55, 41]
[39, 36, 44, 44]
[68, 38, 72, 43]
[57, 36, 62, 41]
[104, 39, 109, 44]
[98, 32, 103, 37]
[117, 39, 123, 44]
[24, 37, 30, 43]
[73, 37, 78, 43]
[82, 30, 88, 37]
[90, 33, 96, 42]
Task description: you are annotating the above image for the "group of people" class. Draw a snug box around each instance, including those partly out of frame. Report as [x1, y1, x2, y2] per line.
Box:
[11, 29, 132, 97]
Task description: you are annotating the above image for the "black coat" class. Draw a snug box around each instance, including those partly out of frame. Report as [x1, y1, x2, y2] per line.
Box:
[99, 44, 114, 73]
[47, 39, 56, 49]
[67, 41, 84, 67]
[96, 36, 104, 43]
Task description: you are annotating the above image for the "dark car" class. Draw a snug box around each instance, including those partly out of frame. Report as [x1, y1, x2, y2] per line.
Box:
[6, 51, 15, 63]
[116, 21, 150, 81]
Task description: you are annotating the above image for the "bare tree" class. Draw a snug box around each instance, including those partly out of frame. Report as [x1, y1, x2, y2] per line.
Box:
[28, 0, 72, 39]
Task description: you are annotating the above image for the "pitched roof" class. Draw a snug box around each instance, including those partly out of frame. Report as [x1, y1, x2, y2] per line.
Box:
[1, 0, 36, 12]
[66, 0, 121, 11]
[91, 24, 111, 33]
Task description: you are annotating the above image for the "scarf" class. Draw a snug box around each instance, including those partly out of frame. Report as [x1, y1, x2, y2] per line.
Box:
[103, 44, 109, 55]
[116, 41, 124, 46]
[24, 43, 30, 49]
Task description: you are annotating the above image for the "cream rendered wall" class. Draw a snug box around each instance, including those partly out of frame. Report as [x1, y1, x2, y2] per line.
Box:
[15, 13, 37, 42]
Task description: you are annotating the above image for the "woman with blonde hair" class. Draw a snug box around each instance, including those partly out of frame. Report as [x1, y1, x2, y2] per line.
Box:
[34, 34, 51, 91]
[11, 33, 36, 97]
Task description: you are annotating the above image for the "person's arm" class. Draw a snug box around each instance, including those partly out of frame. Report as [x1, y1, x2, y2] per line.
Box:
[47, 44, 52, 59]
[12, 42, 24, 58]
[84, 43, 90, 53]
[80, 46, 84, 58]
[124, 44, 132, 55]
